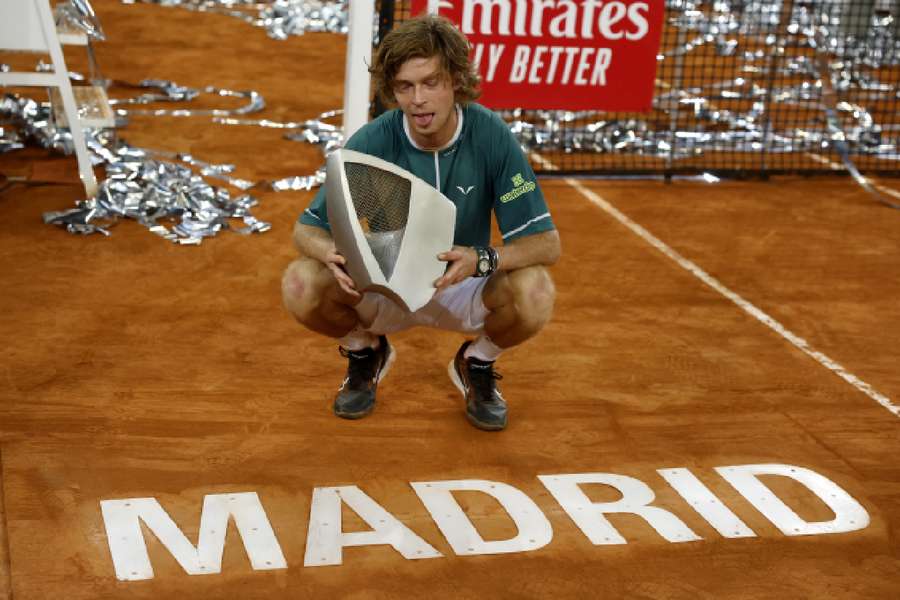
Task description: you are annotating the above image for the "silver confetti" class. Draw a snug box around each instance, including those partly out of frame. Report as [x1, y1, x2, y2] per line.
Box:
[214, 108, 343, 188]
[121, 0, 348, 37]
[112, 0, 899, 167]
[110, 79, 265, 117]
[2, 94, 270, 242]
[503, 0, 899, 165]
[55, 0, 107, 41]
[5, 0, 899, 243]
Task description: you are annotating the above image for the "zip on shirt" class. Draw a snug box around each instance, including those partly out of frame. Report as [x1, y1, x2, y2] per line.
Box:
[402, 104, 463, 196]
[433, 151, 440, 193]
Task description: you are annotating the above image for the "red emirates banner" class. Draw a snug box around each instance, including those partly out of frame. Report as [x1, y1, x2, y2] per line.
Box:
[407, 1, 665, 111]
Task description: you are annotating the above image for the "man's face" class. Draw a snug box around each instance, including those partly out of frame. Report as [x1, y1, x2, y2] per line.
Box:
[393, 55, 457, 150]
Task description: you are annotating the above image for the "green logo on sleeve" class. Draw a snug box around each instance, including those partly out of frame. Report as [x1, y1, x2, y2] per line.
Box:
[500, 172, 536, 203]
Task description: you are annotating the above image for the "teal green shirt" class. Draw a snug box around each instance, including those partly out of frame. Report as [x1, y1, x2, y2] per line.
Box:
[299, 103, 555, 247]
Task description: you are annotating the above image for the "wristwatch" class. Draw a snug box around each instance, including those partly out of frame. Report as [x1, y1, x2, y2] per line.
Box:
[474, 246, 498, 278]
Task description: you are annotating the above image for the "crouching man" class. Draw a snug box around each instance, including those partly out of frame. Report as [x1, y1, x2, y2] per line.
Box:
[282, 15, 560, 431]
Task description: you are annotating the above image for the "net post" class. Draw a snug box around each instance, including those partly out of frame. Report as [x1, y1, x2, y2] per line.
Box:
[371, 0, 396, 120]
[343, 0, 376, 142]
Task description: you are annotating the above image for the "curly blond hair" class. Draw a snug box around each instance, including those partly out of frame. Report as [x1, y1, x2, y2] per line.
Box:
[370, 14, 481, 106]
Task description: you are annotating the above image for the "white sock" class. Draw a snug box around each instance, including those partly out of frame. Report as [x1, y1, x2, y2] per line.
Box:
[339, 327, 379, 351]
[464, 334, 503, 363]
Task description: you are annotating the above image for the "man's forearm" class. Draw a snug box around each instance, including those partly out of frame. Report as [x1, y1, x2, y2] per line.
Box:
[495, 230, 561, 272]
[293, 222, 334, 262]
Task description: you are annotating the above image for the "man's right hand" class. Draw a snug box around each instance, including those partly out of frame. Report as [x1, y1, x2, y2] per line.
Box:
[292, 223, 361, 298]
[324, 246, 361, 298]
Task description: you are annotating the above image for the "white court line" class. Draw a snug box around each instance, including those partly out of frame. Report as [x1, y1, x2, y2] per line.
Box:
[805, 152, 900, 201]
[531, 152, 899, 418]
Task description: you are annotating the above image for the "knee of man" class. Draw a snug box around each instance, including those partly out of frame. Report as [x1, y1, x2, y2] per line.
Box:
[509, 265, 556, 325]
[281, 259, 326, 319]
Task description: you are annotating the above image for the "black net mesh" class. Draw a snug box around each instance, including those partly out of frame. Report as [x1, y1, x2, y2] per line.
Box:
[344, 161, 412, 279]
[380, 0, 900, 177]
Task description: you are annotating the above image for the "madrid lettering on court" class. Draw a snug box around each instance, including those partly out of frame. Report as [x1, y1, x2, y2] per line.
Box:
[99, 463, 870, 581]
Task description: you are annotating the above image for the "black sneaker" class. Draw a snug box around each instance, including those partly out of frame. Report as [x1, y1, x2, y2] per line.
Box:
[333, 335, 395, 419]
[448, 340, 507, 431]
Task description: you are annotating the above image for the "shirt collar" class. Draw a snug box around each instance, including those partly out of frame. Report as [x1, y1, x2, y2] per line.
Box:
[403, 104, 464, 152]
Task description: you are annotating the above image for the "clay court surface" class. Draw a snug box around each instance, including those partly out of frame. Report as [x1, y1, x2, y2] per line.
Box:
[2, 2, 900, 598]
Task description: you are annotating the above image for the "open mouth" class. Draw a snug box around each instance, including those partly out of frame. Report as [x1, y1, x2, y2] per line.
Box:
[413, 113, 434, 128]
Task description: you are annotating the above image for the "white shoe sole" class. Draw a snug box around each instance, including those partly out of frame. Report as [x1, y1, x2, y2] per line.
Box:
[447, 358, 505, 431]
[378, 342, 396, 384]
[447, 359, 466, 396]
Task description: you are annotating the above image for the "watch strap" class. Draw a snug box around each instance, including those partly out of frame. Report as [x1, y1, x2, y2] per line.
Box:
[474, 246, 499, 278]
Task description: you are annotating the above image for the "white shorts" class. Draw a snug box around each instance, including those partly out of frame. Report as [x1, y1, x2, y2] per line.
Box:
[355, 276, 492, 335]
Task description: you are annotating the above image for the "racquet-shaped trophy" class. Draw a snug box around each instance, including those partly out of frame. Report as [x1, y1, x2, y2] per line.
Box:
[326, 148, 457, 312]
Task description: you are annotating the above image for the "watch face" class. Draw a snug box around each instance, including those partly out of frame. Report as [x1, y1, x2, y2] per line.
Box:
[478, 258, 490, 274]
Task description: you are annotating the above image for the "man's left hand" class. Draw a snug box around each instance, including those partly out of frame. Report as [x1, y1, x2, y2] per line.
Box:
[434, 245, 477, 290]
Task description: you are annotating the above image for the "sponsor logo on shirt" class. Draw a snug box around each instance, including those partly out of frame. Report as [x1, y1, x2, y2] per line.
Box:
[500, 172, 536, 203]
[457, 185, 476, 195]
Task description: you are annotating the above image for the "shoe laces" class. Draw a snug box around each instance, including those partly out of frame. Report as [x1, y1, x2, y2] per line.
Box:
[340, 346, 379, 388]
[467, 360, 503, 401]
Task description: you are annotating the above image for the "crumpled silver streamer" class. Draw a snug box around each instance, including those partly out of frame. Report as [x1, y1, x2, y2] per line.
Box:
[55, 0, 107, 41]
[0, 127, 25, 153]
[110, 79, 265, 117]
[0, 95, 82, 158]
[214, 108, 342, 189]
[106, 79, 339, 189]
[0, 71, 342, 191]
[121, 0, 348, 38]
[812, 15, 900, 210]
[2, 94, 270, 242]
[259, 0, 347, 39]
[43, 134, 272, 242]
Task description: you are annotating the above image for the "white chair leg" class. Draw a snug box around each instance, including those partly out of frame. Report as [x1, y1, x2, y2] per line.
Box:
[55, 79, 99, 198]
[36, 0, 100, 198]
